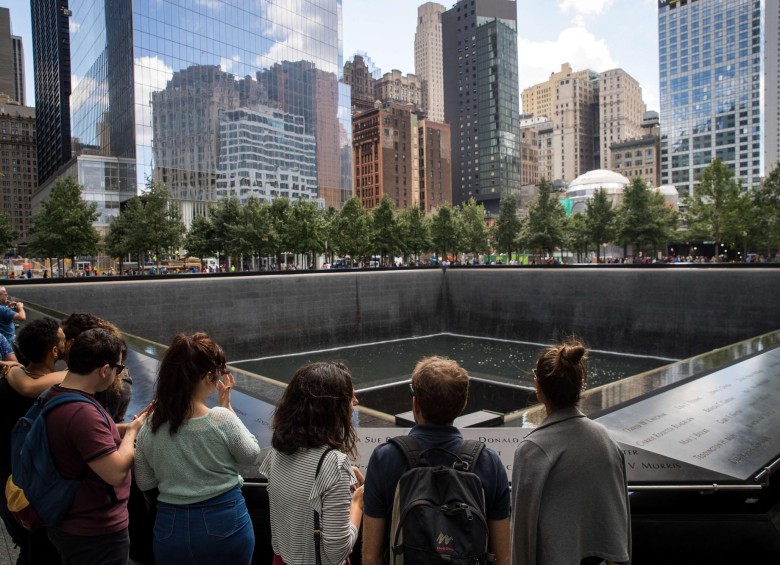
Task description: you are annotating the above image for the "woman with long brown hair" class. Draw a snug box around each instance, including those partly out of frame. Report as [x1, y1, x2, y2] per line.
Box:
[511, 340, 631, 565]
[134, 333, 261, 564]
[259, 361, 363, 565]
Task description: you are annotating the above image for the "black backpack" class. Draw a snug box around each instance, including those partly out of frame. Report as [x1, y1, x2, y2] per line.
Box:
[388, 435, 494, 564]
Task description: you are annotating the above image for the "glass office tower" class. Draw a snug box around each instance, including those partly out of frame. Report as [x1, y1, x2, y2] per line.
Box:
[63, 0, 351, 224]
[442, 0, 520, 215]
[658, 0, 764, 196]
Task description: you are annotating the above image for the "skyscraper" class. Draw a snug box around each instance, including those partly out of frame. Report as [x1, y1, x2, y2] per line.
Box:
[599, 69, 646, 170]
[415, 2, 446, 122]
[32, 0, 352, 225]
[442, 0, 520, 215]
[30, 0, 71, 187]
[0, 96, 36, 244]
[0, 8, 25, 105]
[659, 0, 766, 195]
[766, 0, 780, 174]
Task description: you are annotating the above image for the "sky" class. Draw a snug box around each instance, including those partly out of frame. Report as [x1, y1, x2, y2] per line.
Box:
[2, 0, 660, 112]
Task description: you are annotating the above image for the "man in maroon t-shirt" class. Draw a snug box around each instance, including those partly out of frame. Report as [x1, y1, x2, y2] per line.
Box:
[44, 328, 146, 565]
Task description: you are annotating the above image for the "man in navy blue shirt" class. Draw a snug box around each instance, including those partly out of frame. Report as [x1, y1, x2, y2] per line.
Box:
[362, 356, 511, 565]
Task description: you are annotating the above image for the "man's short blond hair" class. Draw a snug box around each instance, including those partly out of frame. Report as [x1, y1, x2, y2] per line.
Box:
[411, 356, 469, 425]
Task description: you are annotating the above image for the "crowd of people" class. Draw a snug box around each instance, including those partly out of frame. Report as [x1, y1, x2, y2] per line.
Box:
[0, 293, 631, 565]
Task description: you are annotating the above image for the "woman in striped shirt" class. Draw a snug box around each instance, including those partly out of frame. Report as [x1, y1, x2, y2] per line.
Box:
[260, 361, 363, 564]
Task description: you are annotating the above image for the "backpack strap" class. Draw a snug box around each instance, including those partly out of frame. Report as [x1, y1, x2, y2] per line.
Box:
[456, 439, 485, 472]
[388, 435, 423, 469]
[39, 391, 111, 427]
[313, 447, 335, 565]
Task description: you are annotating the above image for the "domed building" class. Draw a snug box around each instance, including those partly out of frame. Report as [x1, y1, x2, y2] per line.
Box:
[654, 184, 679, 208]
[565, 169, 630, 214]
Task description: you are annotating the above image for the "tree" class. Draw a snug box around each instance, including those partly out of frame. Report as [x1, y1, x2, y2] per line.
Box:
[288, 199, 325, 267]
[105, 208, 133, 271]
[585, 189, 616, 261]
[268, 198, 292, 267]
[371, 196, 399, 264]
[209, 197, 244, 267]
[184, 214, 218, 262]
[0, 211, 19, 254]
[28, 177, 100, 270]
[459, 198, 490, 262]
[139, 182, 186, 266]
[524, 179, 566, 257]
[749, 164, 780, 259]
[397, 207, 431, 264]
[430, 204, 460, 260]
[615, 178, 677, 258]
[564, 213, 591, 263]
[683, 159, 743, 256]
[332, 197, 370, 263]
[494, 196, 522, 260]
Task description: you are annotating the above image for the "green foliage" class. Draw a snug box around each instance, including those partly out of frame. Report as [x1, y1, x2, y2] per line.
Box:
[751, 164, 780, 257]
[289, 199, 325, 264]
[430, 204, 460, 259]
[615, 178, 677, 257]
[397, 207, 431, 262]
[683, 159, 743, 252]
[585, 189, 616, 260]
[523, 179, 566, 256]
[28, 177, 100, 261]
[459, 198, 490, 259]
[494, 196, 522, 257]
[209, 196, 245, 260]
[565, 212, 590, 262]
[371, 196, 400, 262]
[0, 211, 19, 253]
[268, 198, 292, 264]
[333, 197, 370, 259]
[184, 214, 217, 260]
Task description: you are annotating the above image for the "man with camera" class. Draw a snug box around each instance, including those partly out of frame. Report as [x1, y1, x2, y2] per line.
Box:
[0, 287, 25, 344]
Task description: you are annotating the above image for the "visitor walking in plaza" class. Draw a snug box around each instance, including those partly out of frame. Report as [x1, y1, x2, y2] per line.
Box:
[260, 361, 364, 565]
[134, 332, 261, 565]
[511, 340, 631, 565]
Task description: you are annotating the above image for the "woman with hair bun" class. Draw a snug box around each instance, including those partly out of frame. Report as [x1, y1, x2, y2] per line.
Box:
[134, 332, 261, 565]
[259, 361, 363, 565]
[511, 340, 631, 565]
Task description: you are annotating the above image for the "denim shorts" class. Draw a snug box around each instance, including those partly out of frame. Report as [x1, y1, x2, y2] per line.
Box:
[154, 486, 255, 565]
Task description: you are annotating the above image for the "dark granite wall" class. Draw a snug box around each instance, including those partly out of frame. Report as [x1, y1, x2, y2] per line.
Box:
[11, 270, 445, 359]
[443, 268, 780, 357]
[11, 267, 780, 359]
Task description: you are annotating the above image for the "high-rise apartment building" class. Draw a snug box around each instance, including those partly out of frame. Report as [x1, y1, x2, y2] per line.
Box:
[352, 101, 451, 212]
[599, 69, 646, 170]
[442, 0, 521, 215]
[553, 73, 599, 182]
[30, 0, 72, 187]
[659, 0, 767, 195]
[32, 0, 351, 225]
[0, 8, 25, 106]
[415, 2, 446, 122]
[0, 96, 36, 244]
[521, 63, 595, 120]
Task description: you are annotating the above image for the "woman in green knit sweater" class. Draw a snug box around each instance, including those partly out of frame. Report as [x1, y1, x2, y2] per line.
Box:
[134, 332, 262, 565]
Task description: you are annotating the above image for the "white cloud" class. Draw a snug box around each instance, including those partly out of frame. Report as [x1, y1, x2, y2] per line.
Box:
[559, 0, 615, 16]
[134, 56, 174, 148]
[519, 25, 617, 104]
[219, 54, 241, 74]
[196, 0, 224, 8]
[69, 21, 80, 34]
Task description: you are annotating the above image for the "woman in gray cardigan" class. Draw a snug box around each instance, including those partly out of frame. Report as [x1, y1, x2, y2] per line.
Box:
[511, 340, 631, 565]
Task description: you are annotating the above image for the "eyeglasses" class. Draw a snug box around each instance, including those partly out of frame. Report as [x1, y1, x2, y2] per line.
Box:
[109, 363, 127, 374]
[408, 383, 416, 397]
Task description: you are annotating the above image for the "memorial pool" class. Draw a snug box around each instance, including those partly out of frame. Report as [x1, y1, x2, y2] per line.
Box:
[229, 333, 673, 390]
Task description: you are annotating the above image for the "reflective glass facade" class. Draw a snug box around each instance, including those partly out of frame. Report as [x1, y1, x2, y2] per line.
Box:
[658, 0, 764, 196]
[66, 0, 350, 224]
[442, 0, 520, 215]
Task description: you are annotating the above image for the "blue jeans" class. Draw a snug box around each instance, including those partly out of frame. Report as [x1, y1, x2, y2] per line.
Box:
[154, 486, 254, 565]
